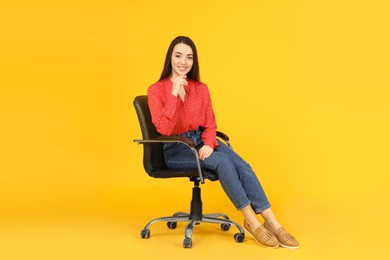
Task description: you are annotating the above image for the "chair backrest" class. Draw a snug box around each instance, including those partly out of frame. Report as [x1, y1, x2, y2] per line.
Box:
[133, 95, 167, 174]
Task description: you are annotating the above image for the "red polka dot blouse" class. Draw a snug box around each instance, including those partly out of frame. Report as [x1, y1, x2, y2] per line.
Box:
[147, 78, 219, 149]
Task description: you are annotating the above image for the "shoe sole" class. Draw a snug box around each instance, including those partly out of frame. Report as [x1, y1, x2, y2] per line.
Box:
[279, 243, 300, 249]
[244, 227, 280, 249]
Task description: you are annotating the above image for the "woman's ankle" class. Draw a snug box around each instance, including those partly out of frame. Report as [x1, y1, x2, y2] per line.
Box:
[264, 220, 282, 230]
[246, 218, 261, 231]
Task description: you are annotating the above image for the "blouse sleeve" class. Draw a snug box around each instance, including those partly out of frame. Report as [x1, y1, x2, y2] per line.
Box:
[147, 83, 180, 136]
[200, 84, 218, 148]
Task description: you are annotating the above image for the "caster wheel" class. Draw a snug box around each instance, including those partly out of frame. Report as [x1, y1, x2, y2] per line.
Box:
[183, 238, 192, 248]
[234, 232, 245, 243]
[140, 229, 150, 239]
[167, 221, 177, 229]
[221, 223, 231, 231]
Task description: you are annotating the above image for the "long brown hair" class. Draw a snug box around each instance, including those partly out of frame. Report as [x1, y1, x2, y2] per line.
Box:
[159, 36, 200, 81]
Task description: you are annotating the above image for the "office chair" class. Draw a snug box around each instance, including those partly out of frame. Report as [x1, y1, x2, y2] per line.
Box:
[133, 95, 245, 248]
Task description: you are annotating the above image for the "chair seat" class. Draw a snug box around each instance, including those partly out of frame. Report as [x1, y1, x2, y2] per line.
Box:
[148, 168, 219, 181]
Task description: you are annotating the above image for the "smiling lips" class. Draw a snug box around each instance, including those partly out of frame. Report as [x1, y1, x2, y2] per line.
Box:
[178, 66, 188, 72]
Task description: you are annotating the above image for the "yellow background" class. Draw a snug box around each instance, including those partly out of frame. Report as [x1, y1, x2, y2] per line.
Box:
[1, 0, 389, 259]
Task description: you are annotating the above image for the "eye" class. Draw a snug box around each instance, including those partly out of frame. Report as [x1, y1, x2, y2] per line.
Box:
[175, 54, 181, 58]
[188, 56, 193, 60]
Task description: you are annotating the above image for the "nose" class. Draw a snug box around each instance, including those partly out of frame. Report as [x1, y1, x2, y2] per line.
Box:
[180, 57, 187, 65]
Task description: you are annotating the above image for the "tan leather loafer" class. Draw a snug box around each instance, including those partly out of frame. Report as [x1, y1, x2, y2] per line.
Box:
[244, 220, 279, 248]
[264, 221, 300, 249]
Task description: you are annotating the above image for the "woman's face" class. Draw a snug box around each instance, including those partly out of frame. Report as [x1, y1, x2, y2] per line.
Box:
[170, 43, 193, 79]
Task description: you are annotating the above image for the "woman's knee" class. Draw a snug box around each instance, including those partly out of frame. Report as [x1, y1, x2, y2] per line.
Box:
[204, 152, 235, 171]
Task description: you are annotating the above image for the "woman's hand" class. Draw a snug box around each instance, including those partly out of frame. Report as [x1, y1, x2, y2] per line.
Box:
[171, 76, 187, 101]
[199, 145, 214, 161]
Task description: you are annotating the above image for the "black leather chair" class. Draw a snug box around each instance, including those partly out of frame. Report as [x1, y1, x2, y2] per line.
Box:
[133, 95, 245, 248]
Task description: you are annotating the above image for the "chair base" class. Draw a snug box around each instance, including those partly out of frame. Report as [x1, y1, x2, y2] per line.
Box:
[140, 180, 245, 248]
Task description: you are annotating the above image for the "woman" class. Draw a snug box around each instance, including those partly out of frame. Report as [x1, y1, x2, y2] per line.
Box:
[147, 36, 299, 249]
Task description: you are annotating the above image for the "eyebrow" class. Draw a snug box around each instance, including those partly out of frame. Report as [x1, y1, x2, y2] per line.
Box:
[174, 51, 193, 56]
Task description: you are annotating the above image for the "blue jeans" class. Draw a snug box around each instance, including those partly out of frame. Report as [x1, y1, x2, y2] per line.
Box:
[163, 128, 271, 213]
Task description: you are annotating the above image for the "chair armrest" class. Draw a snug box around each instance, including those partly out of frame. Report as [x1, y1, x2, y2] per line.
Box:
[133, 135, 194, 147]
[155, 135, 195, 148]
[133, 136, 204, 183]
[216, 131, 232, 149]
[216, 131, 229, 141]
